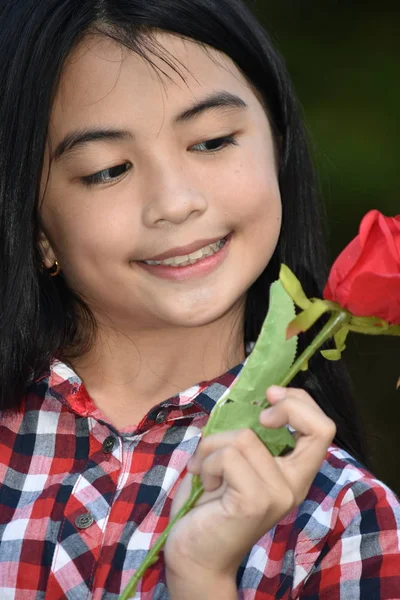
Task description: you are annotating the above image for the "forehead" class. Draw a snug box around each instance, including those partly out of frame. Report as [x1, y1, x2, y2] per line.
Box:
[51, 32, 256, 133]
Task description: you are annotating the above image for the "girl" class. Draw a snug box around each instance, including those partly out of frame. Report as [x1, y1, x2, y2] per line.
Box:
[0, 0, 398, 598]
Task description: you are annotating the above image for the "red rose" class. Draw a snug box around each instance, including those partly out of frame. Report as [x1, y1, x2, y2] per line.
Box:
[323, 210, 400, 324]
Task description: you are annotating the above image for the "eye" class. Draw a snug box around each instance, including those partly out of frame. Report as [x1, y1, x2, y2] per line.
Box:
[81, 162, 132, 187]
[190, 134, 238, 153]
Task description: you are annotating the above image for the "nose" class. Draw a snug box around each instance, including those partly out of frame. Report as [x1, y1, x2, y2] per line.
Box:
[141, 157, 208, 227]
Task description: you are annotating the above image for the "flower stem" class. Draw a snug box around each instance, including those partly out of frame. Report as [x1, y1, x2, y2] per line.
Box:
[118, 310, 350, 599]
[279, 310, 351, 387]
[118, 476, 204, 600]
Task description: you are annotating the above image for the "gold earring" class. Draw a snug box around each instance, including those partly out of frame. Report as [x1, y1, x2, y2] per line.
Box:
[41, 260, 61, 277]
[49, 260, 61, 277]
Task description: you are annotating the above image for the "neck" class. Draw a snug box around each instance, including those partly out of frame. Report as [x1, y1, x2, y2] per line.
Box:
[68, 303, 245, 429]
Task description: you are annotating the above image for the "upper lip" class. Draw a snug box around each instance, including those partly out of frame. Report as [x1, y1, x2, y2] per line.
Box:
[144, 234, 229, 261]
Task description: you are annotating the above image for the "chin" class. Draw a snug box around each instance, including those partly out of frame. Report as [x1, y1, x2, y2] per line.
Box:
[163, 294, 245, 329]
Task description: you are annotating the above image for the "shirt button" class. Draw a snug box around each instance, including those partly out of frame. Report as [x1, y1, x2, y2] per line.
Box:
[75, 512, 94, 529]
[155, 409, 167, 425]
[102, 435, 116, 454]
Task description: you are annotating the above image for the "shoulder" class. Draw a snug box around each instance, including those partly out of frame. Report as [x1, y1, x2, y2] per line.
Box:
[311, 444, 399, 511]
[0, 363, 68, 438]
[290, 445, 400, 594]
[295, 445, 400, 541]
[293, 446, 400, 598]
[238, 447, 400, 596]
[272, 446, 398, 595]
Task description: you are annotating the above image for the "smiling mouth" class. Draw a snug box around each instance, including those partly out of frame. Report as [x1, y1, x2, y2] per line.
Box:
[140, 235, 229, 268]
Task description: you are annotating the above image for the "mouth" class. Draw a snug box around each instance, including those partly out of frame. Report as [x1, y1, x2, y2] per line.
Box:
[139, 234, 231, 268]
[136, 233, 233, 281]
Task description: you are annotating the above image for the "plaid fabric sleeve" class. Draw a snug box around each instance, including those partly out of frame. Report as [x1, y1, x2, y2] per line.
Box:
[298, 477, 400, 599]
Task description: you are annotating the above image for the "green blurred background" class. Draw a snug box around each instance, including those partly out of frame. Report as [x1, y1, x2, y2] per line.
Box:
[251, 1, 399, 494]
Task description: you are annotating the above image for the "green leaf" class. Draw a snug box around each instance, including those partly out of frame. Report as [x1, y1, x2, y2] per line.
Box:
[321, 325, 349, 361]
[384, 326, 400, 336]
[350, 316, 389, 329]
[202, 280, 298, 456]
[279, 264, 312, 310]
[320, 349, 342, 361]
[347, 316, 400, 336]
[286, 299, 330, 338]
[334, 326, 349, 351]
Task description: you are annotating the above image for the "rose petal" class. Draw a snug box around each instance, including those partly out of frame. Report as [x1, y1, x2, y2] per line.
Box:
[324, 210, 400, 323]
[344, 272, 400, 323]
[323, 236, 361, 300]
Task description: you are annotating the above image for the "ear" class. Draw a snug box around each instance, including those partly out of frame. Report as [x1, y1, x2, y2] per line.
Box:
[38, 230, 57, 269]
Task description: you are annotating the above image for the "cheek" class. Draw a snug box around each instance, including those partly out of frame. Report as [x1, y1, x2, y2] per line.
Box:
[68, 218, 134, 265]
[218, 156, 281, 231]
[216, 148, 282, 275]
[40, 206, 133, 291]
[42, 181, 136, 256]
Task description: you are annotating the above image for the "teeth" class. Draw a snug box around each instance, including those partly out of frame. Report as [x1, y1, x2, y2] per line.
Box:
[190, 249, 204, 260]
[144, 238, 226, 267]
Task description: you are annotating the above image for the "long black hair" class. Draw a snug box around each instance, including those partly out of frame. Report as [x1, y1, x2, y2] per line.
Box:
[0, 0, 369, 465]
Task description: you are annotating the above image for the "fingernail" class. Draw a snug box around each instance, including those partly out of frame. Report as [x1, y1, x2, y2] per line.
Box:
[267, 385, 286, 400]
[260, 406, 275, 422]
[187, 457, 200, 474]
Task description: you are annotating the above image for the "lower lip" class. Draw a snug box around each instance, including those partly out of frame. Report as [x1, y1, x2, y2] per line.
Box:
[136, 234, 232, 281]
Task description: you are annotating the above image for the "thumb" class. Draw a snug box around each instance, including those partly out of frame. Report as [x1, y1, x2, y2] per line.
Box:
[170, 471, 194, 520]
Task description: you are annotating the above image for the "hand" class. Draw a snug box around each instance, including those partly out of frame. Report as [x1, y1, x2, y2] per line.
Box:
[164, 386, 336, 584]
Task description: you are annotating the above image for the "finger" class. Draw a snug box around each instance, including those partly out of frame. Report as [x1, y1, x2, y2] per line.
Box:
[188, 429, 274, 478]
[189, 428, 281, 484]
[170, 471, 195, 519]
[170, 472, 229, 518]
[266, 385, 318, 408]
[198, 444, 290, 515]
[261, 389, 335, 439]
[260, 393, 335, 501]
[200, 446, 252, 495]
[188, 429, 254, 473]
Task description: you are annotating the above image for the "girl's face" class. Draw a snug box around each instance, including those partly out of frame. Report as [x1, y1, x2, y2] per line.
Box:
[39, 33, 282, 331]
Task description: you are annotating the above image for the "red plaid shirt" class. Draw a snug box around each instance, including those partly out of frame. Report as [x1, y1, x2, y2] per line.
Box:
[0, 358, 399, 599]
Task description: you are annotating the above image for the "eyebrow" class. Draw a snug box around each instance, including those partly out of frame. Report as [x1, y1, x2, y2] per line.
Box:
[52, 129, 132, 162]
[174, 91, 248, 123]
[52, 91, 248, 162]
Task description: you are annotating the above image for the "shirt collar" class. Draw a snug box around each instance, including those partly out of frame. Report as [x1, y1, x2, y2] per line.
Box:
[32, 358, 245, 424]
